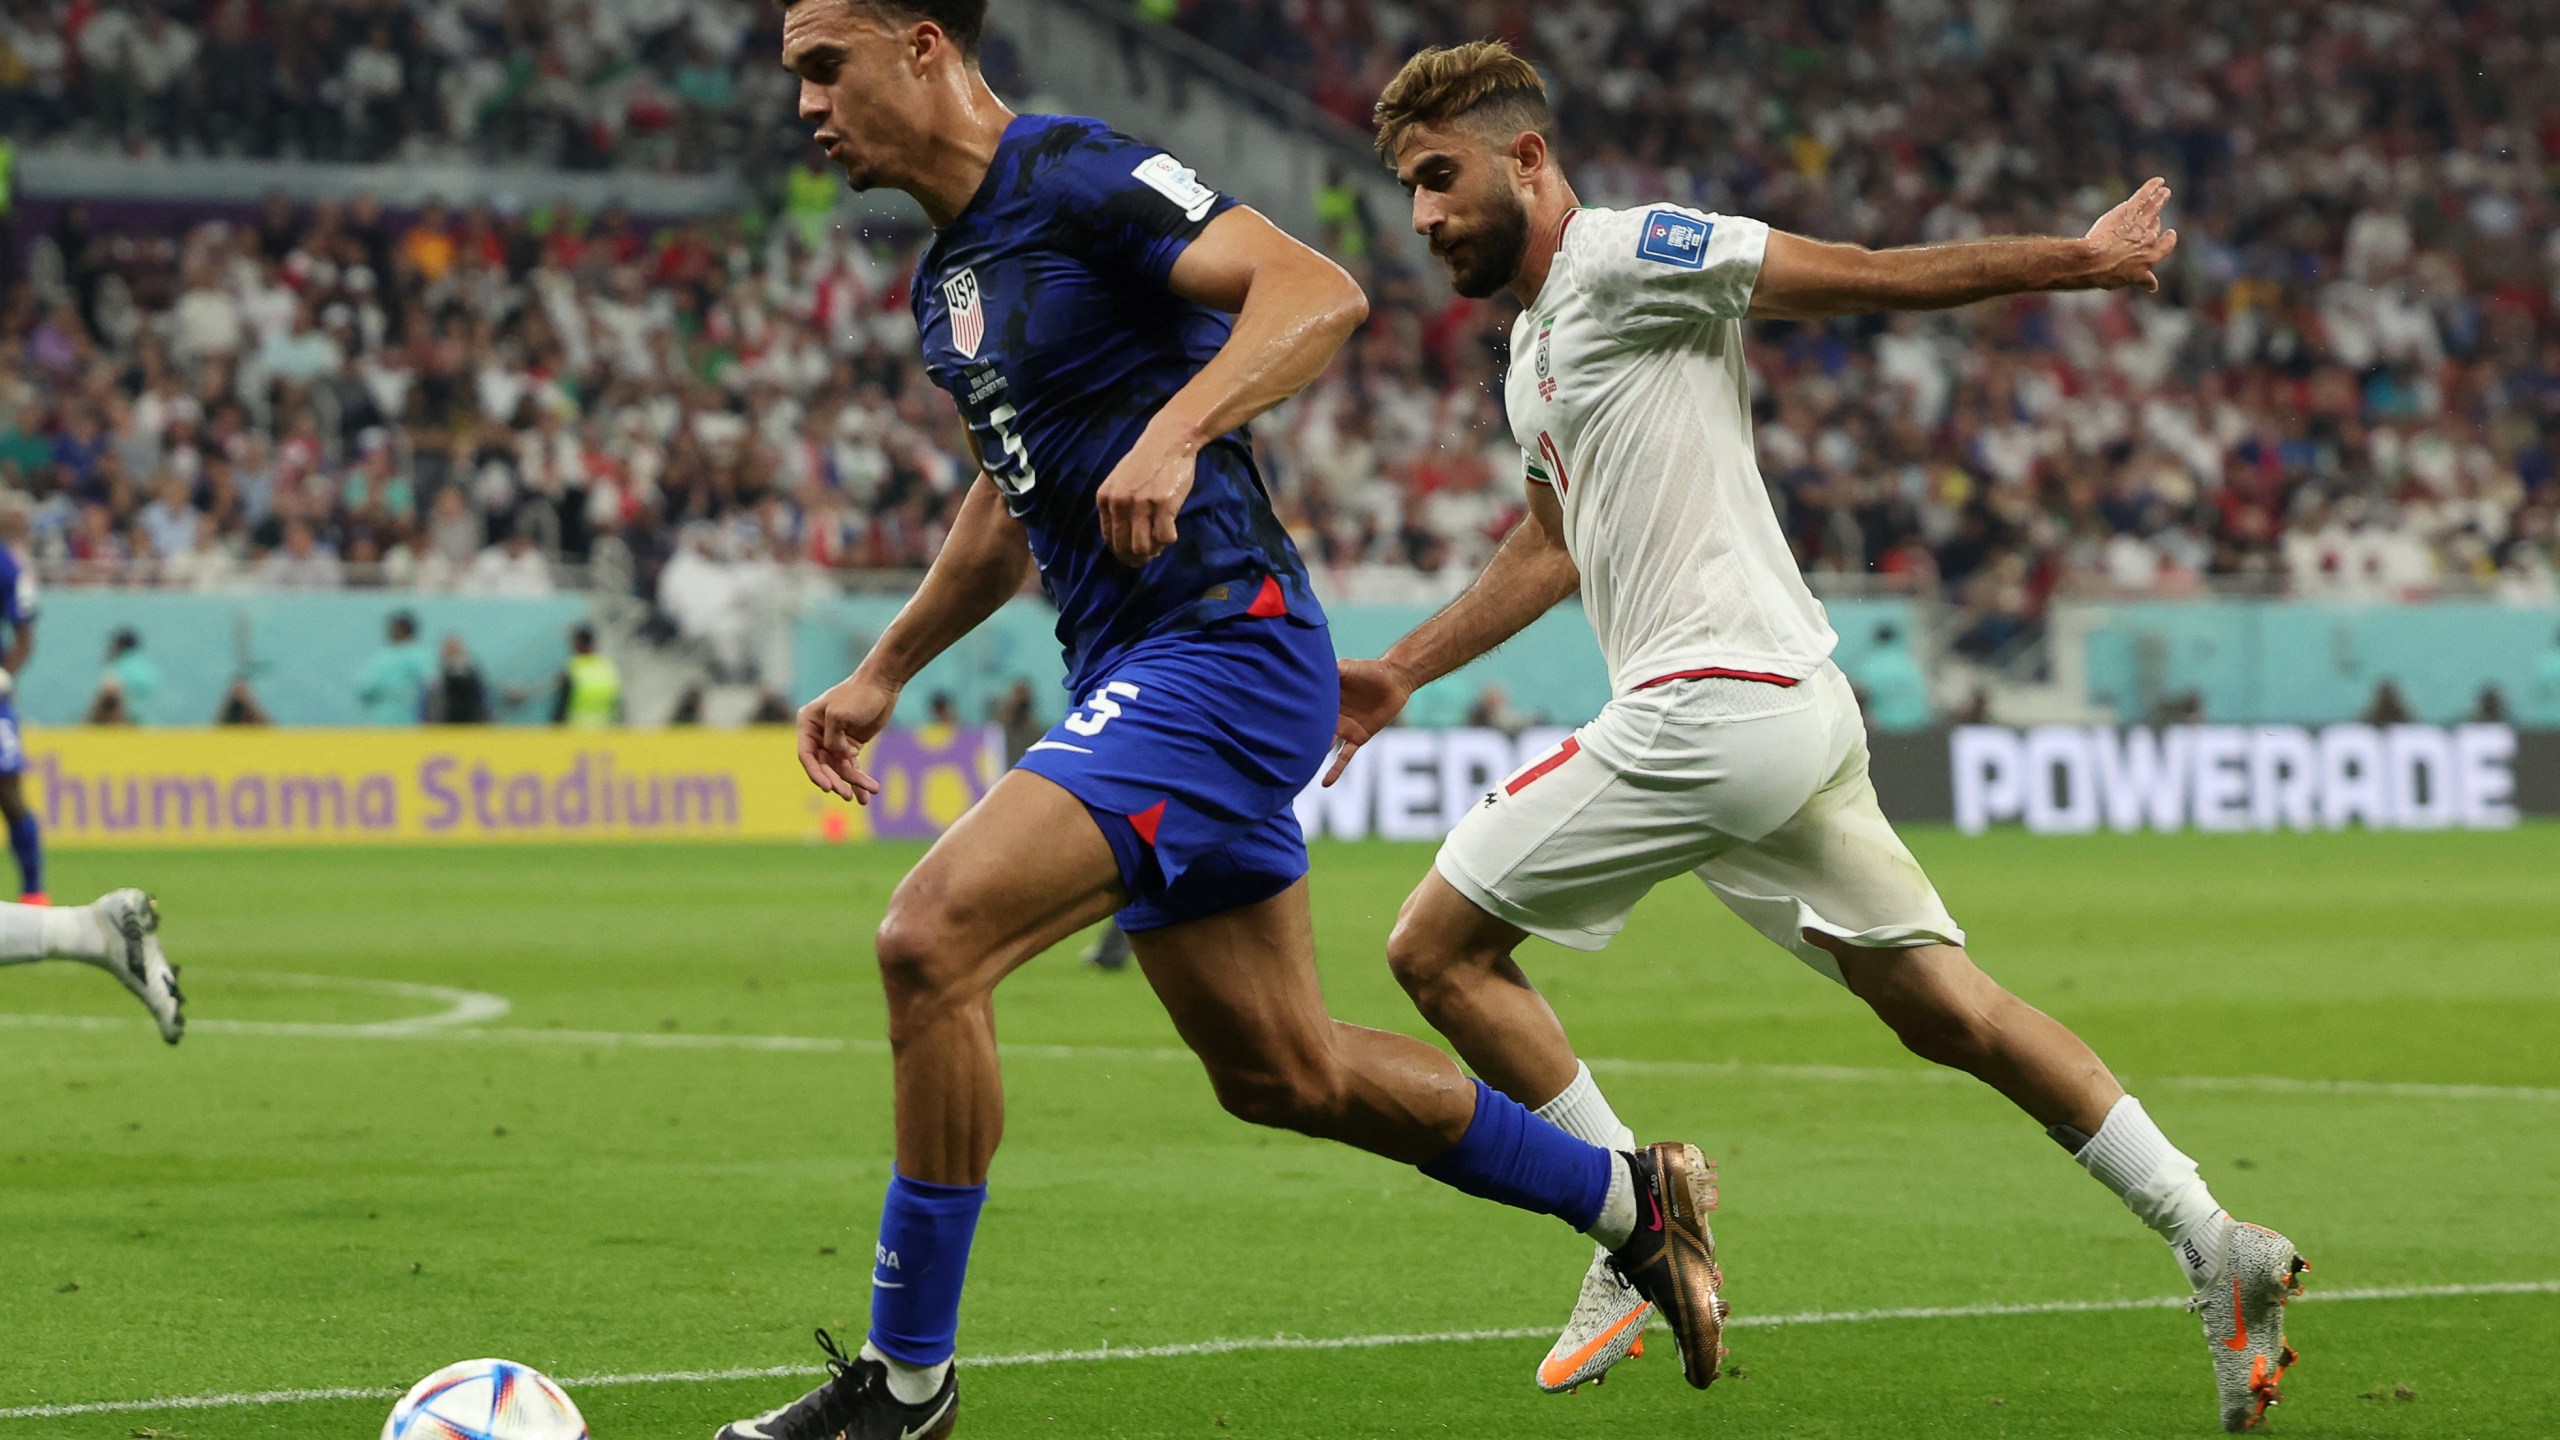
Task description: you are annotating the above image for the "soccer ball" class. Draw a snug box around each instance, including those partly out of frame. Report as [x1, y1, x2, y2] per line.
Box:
[381, 1358, 589, 1440]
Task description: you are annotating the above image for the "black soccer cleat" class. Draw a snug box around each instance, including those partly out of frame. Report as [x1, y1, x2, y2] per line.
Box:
[1605, 1142, 1729, 1389]
[714, 1329, 958, 1440]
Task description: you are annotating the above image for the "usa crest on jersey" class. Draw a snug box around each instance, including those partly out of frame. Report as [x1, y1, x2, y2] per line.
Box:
[941, 267, 985, 359]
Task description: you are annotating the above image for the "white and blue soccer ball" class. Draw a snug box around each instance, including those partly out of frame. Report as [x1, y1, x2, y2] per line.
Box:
[382, 1358, 589, 1440]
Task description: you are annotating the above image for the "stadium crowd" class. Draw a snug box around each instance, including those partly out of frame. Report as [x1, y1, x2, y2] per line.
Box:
[0, 0, 1032, 178]
[0, 0, 2554, 646]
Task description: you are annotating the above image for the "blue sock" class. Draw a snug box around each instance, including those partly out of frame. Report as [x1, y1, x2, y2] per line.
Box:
[7, 813, 38, 897]
[1418, 1079, 1612, 1232]
[868, 1171, 987, 1366]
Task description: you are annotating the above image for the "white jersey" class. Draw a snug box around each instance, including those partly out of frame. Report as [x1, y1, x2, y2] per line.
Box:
[1505, 204, 1836, 695]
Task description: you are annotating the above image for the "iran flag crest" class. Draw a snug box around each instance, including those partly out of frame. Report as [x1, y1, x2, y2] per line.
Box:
[941, 267, 984, 359]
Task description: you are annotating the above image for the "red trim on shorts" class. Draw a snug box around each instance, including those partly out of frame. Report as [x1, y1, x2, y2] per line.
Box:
[1128, 800, 1167, 846]
[1504, 736, 1580, 795]
[1634, 666, 1801, 691]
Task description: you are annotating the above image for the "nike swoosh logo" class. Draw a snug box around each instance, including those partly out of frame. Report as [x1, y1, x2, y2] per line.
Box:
[1537, 1300, 1655, 1387]
[902, 1390, 957, 1440]
[2223, 1277, 2249, 1350]
[872, 1279, 907, 1289]
[1025, 741, 1093, 754]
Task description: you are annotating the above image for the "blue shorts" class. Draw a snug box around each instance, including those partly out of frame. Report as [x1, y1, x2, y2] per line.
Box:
[0, 699, 23, 776]
[1018, 617, 1335, 932]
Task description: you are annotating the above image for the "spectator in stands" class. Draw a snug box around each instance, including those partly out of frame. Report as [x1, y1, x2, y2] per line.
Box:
[134, 474, 199, 564]
[466, 523, 555, 597]
[426, 633, 492, 724]
[0, 0, 2550, 639]
[256, 518, 344, 589]
[354, 610, 433, 726]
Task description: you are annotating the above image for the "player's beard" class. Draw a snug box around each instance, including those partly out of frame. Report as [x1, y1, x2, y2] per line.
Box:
[1438, 187, 1531, 299]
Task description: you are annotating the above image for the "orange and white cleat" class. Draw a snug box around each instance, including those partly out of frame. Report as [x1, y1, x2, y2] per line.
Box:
[1536, 1245, 1652, 1393]
[2191, 1221, 2307, 1431]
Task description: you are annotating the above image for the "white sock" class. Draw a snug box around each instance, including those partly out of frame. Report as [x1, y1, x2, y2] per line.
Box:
[43, 905, 108, 962]
[1534, 1061, 1638, 1151]
[1585, 1152, 1638, 1250]
[0, 902, 43, 963]
[0, 902, 99, 964]
[859, 1341, 950, 1405]
[2073, 1095, 2232, 1287]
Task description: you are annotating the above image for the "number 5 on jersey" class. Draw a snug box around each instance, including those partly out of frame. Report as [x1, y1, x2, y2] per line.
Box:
[984, 403, 1038, 497]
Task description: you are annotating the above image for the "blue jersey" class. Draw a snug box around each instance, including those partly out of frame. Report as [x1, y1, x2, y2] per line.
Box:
[0, 544, 33, 639]
[0, 546, 31, 773]
[911, 114, 1325, 692]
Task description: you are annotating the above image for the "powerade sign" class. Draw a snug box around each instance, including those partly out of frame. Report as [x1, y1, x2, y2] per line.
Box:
[1950, 724, 2518, 835]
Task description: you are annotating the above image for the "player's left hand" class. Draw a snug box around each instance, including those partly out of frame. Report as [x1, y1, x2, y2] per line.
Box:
[2083, 177, 2177, 292]
[1096, 424, 1198, 566]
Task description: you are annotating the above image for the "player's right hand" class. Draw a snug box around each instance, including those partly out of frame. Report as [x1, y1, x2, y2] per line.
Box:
[796, 671, 896, 805]
[2083, 177, 2177, 292]
[1324, 658, 1414, 786]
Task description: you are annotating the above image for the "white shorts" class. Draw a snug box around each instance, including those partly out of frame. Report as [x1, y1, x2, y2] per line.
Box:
[1433, 663, 1964, 983]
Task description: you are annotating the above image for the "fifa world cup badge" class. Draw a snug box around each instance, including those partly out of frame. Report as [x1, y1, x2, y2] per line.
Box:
[1536, 321, 1557, 402]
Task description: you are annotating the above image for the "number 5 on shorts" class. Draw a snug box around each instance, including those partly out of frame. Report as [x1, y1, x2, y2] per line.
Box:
[1065, 681, 1141, 737]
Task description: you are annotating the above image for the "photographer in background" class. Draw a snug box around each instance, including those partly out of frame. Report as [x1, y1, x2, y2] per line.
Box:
[426, 634, 492, 724]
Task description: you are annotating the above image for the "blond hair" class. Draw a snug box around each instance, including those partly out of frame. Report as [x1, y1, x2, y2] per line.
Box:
[1372, 41, 1555, 160]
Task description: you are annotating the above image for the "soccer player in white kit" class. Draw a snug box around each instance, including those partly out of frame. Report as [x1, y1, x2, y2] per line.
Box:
[1336, 43, 2306, 1433]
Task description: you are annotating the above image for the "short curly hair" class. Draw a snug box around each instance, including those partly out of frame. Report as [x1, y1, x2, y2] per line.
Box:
[1372, 41, 1555, 161]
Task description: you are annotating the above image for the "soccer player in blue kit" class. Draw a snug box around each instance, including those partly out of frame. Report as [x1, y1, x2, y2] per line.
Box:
[0, 501, 182, 1042]
[0, 503, 45, 903]
[721, 4, 1728, 1438]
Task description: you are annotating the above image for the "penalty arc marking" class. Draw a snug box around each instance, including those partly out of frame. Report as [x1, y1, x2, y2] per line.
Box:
[1, 1281, 2552, 1421]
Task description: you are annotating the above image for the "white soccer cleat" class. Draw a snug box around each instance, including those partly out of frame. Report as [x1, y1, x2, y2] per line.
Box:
[1536, 1243, 1654, 1393]
[2191, 1220, 2307, 1432]
[87, 889, 183, 1045]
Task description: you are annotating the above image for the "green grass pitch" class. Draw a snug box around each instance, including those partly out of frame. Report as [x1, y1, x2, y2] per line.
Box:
[2, 827, 2556, 1438]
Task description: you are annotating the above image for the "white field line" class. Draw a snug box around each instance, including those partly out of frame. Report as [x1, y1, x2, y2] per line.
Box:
[3, 1279, 2552, 1423]
[4, 1006, 2556, 1104]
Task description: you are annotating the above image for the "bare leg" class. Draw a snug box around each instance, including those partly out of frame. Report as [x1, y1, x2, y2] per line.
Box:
[1383, 869, 1582, 1106]
[874, 771, 1125, 1184]
[1818, 937, 2123, 1135]
[1131, 878, 1479, 1164]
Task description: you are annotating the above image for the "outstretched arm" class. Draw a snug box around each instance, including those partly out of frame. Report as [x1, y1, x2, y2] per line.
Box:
[1748, 178, 2177, 320]
[797, 474, 1031, 803]
[1326, 482, 1577, 784]
[1096, 206, 1369, 565]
